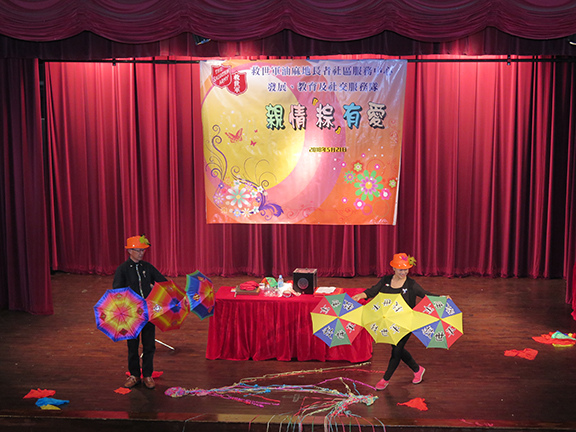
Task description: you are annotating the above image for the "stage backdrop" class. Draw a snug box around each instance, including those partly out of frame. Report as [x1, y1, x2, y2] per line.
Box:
[200, 59, 407, 224]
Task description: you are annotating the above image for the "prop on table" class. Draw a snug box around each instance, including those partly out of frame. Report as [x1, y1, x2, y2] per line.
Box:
[361, 293, 419, 345]
[532, 331, 576, 346]
[24, 389, 56, 399]
[311, 294, 365, 347]
[504, 348, 538, 360]
[314, 287, 344, 296]
[398, 397, 428, 411]
[93, 287, 149, 342]
[293, 268, 317, 294]
[412, 295, 463, 349]
[147, 280, 190, 332]
[235, 280, 260, 295]
[186, 270, 215, 319]
[261, 277, 278, 287]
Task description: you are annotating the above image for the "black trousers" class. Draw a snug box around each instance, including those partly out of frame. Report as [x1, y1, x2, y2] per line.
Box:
[383, 333, 419, 381]
[127, 322, 156, 378]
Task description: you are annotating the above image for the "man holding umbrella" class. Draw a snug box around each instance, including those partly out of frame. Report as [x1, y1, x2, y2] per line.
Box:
[113, 235, 166, 389]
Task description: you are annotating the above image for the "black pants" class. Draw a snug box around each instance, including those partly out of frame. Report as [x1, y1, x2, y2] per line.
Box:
[127, 322, 156, 378]
[383, 333, 419, 381]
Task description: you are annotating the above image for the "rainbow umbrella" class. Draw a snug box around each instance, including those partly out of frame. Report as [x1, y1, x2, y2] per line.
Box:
[310, 293, 364, 347]
[412, 295, 463, 349]
[94, 287, 149, 342]
[146, 280, 190, 332]
[186, 270, 215, 320]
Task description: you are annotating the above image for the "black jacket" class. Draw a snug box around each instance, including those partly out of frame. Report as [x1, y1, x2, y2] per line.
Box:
[112, 259, 167, 298]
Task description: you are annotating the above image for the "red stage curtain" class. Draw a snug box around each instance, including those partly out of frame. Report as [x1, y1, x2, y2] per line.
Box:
[44, 57, 576, 288]
[0, 58, 53, 314]
[3, 28, 576, 61]
[1, 1, 576, 43]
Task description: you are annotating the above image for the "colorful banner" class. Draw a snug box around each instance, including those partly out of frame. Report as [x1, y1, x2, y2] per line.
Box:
[200, 59, 407, 224]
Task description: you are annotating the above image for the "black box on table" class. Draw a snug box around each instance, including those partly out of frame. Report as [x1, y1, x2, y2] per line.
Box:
[292, 268, 317, 295]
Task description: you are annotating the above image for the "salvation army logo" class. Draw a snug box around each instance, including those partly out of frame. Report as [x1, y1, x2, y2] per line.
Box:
[211, 65, 247, 96]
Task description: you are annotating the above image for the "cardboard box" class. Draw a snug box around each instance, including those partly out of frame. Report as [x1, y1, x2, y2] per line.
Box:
[292, 268, 317, 295]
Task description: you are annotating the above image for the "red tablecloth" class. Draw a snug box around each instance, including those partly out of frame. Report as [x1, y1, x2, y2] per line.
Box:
[206, 287, 373, 362]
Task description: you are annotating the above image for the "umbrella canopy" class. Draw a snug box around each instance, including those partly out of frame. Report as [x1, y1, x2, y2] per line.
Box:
[186, 270, 215, 320]
[310, 293, 364, 347]
[361, 293, 421, 345]
[147, 280, 190, 332]
[412, 295, 463, 349]
[94, 287, 149, 342]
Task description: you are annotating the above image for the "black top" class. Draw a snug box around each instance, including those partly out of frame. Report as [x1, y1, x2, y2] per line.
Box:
[362, 275, 435, 308]
[112, 259, 167, 298]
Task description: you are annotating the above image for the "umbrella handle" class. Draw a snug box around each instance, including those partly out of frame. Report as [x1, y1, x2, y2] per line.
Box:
[155, 339, 175, 350]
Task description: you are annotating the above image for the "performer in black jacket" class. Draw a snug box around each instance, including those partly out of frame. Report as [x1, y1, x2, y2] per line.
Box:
[113, 235, 166, 389]
[352, 253, 435, 390]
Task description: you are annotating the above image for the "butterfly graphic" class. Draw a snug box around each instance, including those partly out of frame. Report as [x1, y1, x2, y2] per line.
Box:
[250, 140, 256, 146]
[225, 128, 243, 143]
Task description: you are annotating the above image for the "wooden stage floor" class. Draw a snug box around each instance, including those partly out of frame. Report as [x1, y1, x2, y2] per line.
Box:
[1, 273, 576, 432]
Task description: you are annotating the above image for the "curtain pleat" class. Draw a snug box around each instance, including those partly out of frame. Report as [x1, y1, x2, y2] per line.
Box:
[0, 58, 52, 314]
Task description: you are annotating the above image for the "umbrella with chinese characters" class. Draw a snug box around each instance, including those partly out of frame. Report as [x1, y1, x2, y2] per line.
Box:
[186, 270, 215, 320]
[361, 293, 426, 345]
[412, 295, 463, 349]
[146, 280, 190, 332]
[94, 288, 149, 342]
[310, 293, 364, 347]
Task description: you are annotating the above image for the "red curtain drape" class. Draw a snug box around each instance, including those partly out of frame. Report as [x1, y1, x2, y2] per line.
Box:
[2, 1, 576, 43]
[0, 58, 53, 314]
[45, 57, 576, 290]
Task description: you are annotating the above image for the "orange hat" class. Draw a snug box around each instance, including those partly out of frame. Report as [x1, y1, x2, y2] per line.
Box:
[390, 253, 416, 269]
[125, 235, 151, 249]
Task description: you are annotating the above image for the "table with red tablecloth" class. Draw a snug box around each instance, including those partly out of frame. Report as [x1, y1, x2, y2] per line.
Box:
[206, 287, 373, 362]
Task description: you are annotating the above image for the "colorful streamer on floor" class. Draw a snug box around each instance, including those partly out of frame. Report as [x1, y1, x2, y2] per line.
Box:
[165, 368, 384, 432]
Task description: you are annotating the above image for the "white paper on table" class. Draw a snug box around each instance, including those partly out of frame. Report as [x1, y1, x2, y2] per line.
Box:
[315, 286, 337, 294]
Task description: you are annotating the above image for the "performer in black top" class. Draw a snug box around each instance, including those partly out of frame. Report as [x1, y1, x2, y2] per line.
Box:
[113, 235, 166, 389]
[352, 253, 436, 390]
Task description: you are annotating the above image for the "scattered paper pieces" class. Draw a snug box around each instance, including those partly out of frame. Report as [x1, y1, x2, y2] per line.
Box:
[35, 397, 69, 407]
[115, 387, 132, 395]
[40, 404, 61, 410]
[504, 348, 538, 360]
[533, 331, 576, 347]
[24, 389, 56, 399]
[397, 397, 428, 411]
[125, 371, 163, 378]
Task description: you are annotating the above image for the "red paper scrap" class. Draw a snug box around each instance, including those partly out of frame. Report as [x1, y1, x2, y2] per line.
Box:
[125, 371, 163, 378]
[114, 387, 132, 395]
[398, 397, 428, 411]
[504, 348, 538, 360]
[24, 389, 56, 399]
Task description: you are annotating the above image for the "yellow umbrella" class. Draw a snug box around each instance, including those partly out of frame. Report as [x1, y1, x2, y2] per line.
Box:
[362, 293, 435, 344]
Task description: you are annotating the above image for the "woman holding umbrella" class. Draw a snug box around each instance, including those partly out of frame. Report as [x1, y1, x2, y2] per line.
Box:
[113, 235, 167, 389]
[352, 253, 436, 391]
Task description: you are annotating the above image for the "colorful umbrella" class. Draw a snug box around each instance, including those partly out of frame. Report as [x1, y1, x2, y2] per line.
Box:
[93, 287, 149, 342]
[361, 293, 427, 345]
[412, 295, 463, 349]
[186, 270, 215, 320]
[310, 293, 364, 347]
[146, 280, 190, 332]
